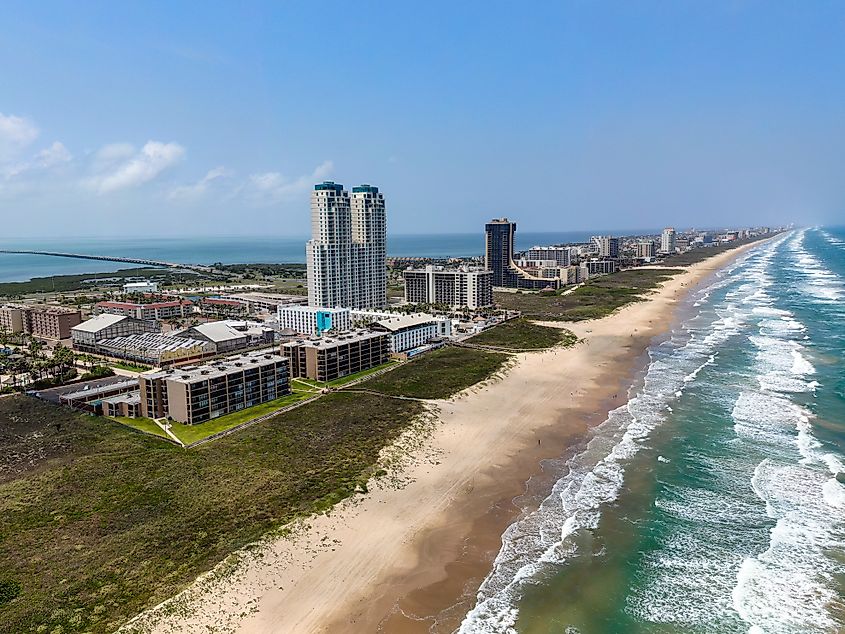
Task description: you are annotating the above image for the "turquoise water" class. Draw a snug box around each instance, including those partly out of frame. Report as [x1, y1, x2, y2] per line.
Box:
[0, 231, 620, 283]
[460, 227, 845, 633]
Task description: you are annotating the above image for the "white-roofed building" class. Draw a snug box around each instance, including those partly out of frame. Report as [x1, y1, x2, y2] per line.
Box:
[175, 320, 274, 354]
[277, 305, 351, 336]
[71, 314, 158, 351]
[368, 313, 439, 353]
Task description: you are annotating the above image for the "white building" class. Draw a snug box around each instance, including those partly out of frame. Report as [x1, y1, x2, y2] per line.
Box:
[369, 314, 439, 353]
[351, 309, 452, 339]
[661, 227, 677, 254]
[523, 246, 571, 267]
[123, 281, 159, 294]
[306, 182, 387, 310]
[277, 305, 352, 336]
[402, 265, 493, 309]
[71, 314, 158, 351]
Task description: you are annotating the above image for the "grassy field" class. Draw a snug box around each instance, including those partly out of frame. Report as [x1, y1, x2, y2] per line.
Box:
[494, 268, 685, 321]
[110, 415, 170, 439]
[167, 390, 317, 445]
[0, 393, 423, 633]
[469, 318, 577, 350]
[362, 346, 508, 399]
[110, 362, 151, 373]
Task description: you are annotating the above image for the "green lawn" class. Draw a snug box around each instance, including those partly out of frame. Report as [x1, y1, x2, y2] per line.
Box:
[292, 361, 399, 390]
[0, 393, 423, 633]
[110, 362, 151, 373]
[110, 416, 169, 439]
[469, 318, 577, 350]
[361, 346, 508, 399]
[168, 391, 317, 445]
[494, 268, 685, 322]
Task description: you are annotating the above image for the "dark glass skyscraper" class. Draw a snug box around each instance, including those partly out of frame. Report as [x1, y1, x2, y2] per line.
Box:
[484, 218, 559, 290]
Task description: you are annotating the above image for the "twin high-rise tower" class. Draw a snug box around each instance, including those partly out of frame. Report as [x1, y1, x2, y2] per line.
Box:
[306, 181, 387, 309]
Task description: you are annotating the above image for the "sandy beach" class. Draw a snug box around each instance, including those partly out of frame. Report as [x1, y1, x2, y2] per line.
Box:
[125, 243, 760, 634]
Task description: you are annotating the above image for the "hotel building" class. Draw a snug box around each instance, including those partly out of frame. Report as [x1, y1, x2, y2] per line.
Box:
[402, 265, 494, 309]
[591, 235, 620, 259]
[281, 330, 389, 382]
[0, 304, 82, 340]
[96, 299, 193, 321]
[636, 241, 656, 259]
[139, 350, 291, 424]
[306, 182, 387, 309]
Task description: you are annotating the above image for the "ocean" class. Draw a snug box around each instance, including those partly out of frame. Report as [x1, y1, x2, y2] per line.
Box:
[0, 231, 616, 283]
[460, 227, 845, 633]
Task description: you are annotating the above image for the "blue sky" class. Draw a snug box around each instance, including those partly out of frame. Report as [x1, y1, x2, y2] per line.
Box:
[1, 1, 843, 237]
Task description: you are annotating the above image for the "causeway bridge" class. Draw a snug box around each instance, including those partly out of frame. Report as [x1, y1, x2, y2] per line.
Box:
[0, 249, 215, 273]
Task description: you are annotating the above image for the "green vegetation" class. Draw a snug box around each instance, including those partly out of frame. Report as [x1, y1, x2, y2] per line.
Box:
[168, 391, 317, 445]
[110, 362, 151, 373]
[110, 415, 170, 439]
[362, 346, 508, 399]
[0, 393, 422, 633]
[469, 318, 577, 350]
[494, 268, 685, 321]
[293, 361, 400, 390]
[81, 365, 116, 380]
[0, 267, 199, 296]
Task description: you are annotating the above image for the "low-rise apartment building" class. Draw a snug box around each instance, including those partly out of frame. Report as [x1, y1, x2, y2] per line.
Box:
[402, 265, 493, 309]
[281, 330, 389, 382]
[96, 300, 193, 321]
[139, 350, 291, 424]
[369, 314, 439, 353]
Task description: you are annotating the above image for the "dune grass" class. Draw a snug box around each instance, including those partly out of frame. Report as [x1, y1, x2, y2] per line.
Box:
[469, 318, 577, 350]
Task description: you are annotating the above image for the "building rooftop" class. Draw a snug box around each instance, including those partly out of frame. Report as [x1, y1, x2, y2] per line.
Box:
[72, 313, 130, 333]
[314, 181, 344, 193]
[352, 184, 379, 194]
[372, 314, 437, 332]
[98, 332, 210, 353]
[142, 349, 287, 384]
[59, 378, 140, 402]
[282, 329, 386, 350]
[179, 321, 249, 343]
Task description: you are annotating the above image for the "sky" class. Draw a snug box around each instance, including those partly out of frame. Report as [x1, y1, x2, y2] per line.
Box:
[1, 1, 843, 237]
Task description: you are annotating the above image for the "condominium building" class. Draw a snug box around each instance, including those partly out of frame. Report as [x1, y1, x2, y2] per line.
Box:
[71, 314, 158, 351]
[523, 246, 571, 267]
[281, 330, 389, 382]
[583, 260, 619, 277]
[485, 218, 560, 290]
[636, 241, 656, 259]
[661, 227, 677, 254]
[0, 305, 25, 334]
[402, 265, 493, 309]
[277, 305, 352, 336]
[139, 350, 291, 424]
[199, 297, 249, 318]
[306, 181, 387, 309]
[96, 299, 193, 321]
[591, 236, 620, 259]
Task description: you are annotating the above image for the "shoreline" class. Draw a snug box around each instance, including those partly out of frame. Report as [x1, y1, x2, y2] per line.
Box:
[128, 242, 762, 634]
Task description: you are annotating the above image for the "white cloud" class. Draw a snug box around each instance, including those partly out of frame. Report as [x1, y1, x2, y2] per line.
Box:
[89, 141, 185, 193]
[0, 113, 39, 154]
[168, 166, 232, 201]
[35, 141, 72, 168]
[246, 160, 334, 202]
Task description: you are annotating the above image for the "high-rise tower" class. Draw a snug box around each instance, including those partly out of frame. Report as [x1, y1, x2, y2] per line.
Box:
[350, 185, 387, 308]
[306, 182, 387, 309]
[484, 218, 559, 290]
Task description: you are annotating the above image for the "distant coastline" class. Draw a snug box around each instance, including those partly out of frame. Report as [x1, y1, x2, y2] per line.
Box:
[0, 231, 656, 283]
